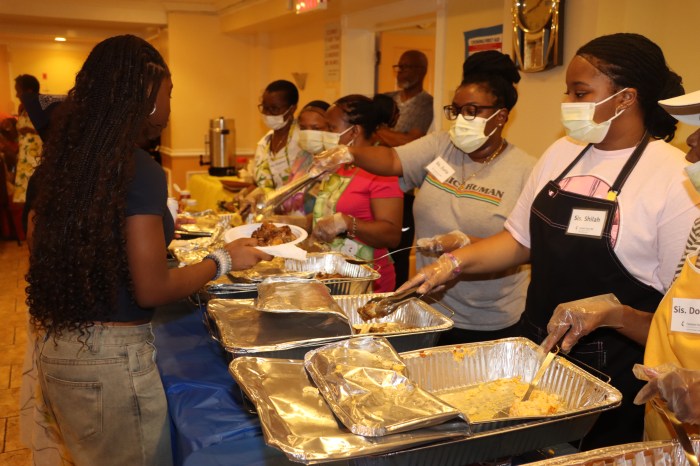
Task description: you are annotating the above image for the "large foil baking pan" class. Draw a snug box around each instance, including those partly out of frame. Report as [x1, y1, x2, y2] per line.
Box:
[202, 254, 379, 303]
[230, 338, 621, 464]
[283, 252, 380, 295]
[206, 293, 452, 359]
[256, 278, 347, 321]
[229, 357, 472, 464]
[304, 337, 467, 437]
[207, 299, 351, 354]
[400, 337, 622, 429]
[526, 437, 700, 466]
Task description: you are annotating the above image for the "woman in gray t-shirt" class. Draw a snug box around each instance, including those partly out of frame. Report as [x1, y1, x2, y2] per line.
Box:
[312, 51, 536, 343]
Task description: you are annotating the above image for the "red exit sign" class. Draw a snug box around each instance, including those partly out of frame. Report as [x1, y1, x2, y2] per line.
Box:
[294, 0, 327, 14]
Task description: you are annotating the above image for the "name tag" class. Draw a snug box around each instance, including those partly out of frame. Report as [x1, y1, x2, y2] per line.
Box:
[268, 153, 291, 185]
[670, 298, 700, 335]
[426, 156, 455, 183]
[566, 208, 607, 238]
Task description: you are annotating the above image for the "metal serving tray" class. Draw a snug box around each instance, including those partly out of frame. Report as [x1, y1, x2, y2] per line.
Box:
[199, 253, 379, 303]
[206, 293, 453, 359]
[230, 338, 622, 464]
[283, 252, 380, 295]
[400, 338, 622, 431]
[526, 437, 700, 466]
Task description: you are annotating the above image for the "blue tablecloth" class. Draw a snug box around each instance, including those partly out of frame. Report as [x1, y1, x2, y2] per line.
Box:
[153, 303, 294, 465]
[152, 302, 579, 466]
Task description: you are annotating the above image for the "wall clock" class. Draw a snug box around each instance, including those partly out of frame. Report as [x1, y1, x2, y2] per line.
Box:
[512, 0, 564, 72]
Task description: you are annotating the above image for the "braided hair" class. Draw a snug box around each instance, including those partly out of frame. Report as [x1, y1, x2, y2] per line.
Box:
[26, 35, 170, 336]
[576, 33, 684, 142]
[333, 94, 395, 139]
[461, 51, 520, 110]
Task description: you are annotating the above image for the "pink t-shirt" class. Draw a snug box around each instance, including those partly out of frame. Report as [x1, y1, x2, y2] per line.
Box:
[334, 165, 403, 292]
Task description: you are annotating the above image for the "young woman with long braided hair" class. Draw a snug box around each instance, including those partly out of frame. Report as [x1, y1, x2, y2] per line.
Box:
[24, 35, 270, 465]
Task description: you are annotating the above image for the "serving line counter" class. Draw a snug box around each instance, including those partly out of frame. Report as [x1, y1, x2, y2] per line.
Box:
[152, 300, 581, 466]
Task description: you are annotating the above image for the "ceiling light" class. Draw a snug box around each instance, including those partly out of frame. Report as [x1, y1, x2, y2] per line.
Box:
[54, 37, 67, 42]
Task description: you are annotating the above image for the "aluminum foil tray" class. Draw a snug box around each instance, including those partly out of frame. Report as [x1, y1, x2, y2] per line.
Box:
[400, 338, 622, 430]
[207, 299, 351, 356]
[230, 339, 621, 465]
[526, 437, 700, 466]
[284, 252, 380, 295]
[229, 357, 472, 464]
[303, 337, 468, 437]
[206, 293, 453, 359]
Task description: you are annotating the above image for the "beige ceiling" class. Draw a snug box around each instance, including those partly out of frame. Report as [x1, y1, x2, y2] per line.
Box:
[0, 0, 422, 47]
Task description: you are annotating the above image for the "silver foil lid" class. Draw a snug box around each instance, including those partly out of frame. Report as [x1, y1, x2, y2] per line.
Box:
[304, 336, 467, 437]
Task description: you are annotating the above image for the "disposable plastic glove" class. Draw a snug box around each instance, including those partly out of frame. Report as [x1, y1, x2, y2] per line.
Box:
[313, 212, 347, 243]
[634, 364, 700, 425]
[238, 187, 266, 215]
[540, 293, 624, 353]
[416, 230, 471, 255]
[397, 253, 460, 295]
[309, 145, 353, 176]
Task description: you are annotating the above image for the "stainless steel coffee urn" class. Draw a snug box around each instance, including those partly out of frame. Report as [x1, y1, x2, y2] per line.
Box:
[201, 117, 237, 176]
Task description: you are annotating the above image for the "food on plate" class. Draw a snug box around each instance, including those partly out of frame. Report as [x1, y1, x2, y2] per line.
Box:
[351, 322, 415, 334]
[251, 221, 296, 246]
[436, 376, 565, 421]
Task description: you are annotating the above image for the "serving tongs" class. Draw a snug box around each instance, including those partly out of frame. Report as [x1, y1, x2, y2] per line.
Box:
[494, 346, 559, 419]
[650, 397, 699, 466]
[243, 172, 324, 221]
[357, 285, 423, 321]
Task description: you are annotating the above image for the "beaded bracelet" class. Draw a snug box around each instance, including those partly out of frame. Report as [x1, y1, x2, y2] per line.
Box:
[347, 215, 358, 239]
[204, 248, 233, 280]
[442, 252, 462, 277]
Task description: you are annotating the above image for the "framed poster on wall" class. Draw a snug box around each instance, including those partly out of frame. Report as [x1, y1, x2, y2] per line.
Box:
[463, 25, 503, 60]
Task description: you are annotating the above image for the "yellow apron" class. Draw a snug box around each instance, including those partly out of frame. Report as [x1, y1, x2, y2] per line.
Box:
[644, 252, 700, 440]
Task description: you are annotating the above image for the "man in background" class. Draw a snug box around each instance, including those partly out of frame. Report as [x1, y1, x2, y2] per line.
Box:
[377, 50, 434, 286]
[377, 50, 433, 147]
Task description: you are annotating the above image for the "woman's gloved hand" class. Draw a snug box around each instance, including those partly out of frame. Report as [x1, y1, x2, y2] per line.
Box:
[309, 146, 353, 177]
[416, 230, 471, 255]
[312, 212, 348, 242]
[237, 186, 266, 215]
[397, 253, 460, 294]
[634, 364, 700, 425]
[540, 293, 624, 353]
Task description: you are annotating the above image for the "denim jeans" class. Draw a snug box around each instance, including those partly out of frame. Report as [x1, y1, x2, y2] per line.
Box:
[35, 324, 173, 466]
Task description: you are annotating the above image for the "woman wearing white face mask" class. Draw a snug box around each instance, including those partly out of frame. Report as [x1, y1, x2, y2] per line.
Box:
[393, 33, 700, 449]
[250, 80, 303, 196]
[311, 94, 404, 292]
[310, 51, 536, 337]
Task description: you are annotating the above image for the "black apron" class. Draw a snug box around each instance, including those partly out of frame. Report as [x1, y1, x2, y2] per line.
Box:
[522, 136, 662, 450]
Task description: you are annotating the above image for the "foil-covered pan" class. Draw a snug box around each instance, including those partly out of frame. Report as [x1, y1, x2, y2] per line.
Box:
[304, 337, 467, 437]
[400, 338, 622, 429]
[231, 338, 622, 465]
[526, 437, 700, 466]
[255, 278, 347, 321]
[229, 357, 472, 464]
[207, 299, 351, 354]
[206, 293, 452, 359]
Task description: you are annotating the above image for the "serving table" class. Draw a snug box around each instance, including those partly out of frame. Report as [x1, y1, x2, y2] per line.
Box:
[152, 301, 578, 466]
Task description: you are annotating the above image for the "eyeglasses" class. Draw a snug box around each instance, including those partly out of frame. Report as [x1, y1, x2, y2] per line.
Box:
[443, 103, 500, 121]
[257, 103, 289, 115]
[392, 64, 425, 72]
